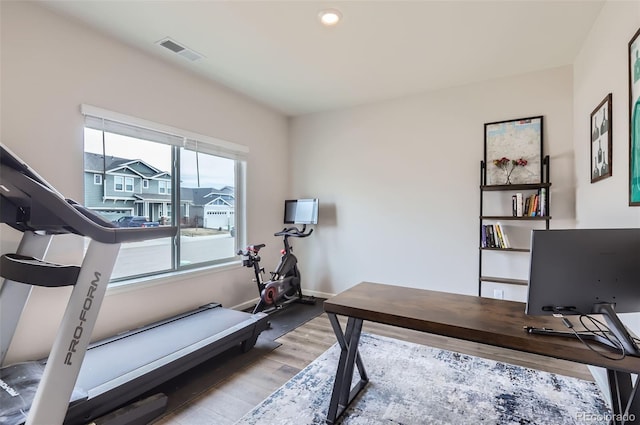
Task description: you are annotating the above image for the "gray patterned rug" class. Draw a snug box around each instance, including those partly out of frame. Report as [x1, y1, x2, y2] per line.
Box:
[235, 333, 611, 425]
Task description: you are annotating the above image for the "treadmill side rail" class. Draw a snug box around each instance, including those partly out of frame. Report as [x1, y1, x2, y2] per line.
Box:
[27, 241, 120, 425]
[0, 232, 52, 366]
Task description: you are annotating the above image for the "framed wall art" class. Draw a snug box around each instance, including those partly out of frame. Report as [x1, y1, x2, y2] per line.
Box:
[629, 27, 640, 205]
[484, 116, 543, 186]
[590, 93, 612, 183]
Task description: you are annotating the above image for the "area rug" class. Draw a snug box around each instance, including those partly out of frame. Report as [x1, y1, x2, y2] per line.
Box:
[234, 333, 611, 425]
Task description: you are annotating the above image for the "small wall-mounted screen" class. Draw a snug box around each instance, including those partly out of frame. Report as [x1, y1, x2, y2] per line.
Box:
[284, 199, 318, 224]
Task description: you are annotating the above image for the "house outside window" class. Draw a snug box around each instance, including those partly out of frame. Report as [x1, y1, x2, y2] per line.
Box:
[94, 174, 102, 185]
[81, 104, 248, 283]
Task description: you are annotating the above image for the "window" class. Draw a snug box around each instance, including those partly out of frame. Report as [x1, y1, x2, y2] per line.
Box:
[125, 177, 134, 192]
[94, 174, 102, 185]
[159, 180, 169, 194]
[114, 176, 124, 191]
[82, 105, 248, 282]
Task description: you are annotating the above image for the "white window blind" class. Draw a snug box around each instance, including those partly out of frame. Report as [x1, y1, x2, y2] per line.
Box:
[81, 104, 249, 160]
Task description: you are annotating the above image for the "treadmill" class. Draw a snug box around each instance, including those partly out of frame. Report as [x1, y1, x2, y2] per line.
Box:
[0, 143, 269, 425]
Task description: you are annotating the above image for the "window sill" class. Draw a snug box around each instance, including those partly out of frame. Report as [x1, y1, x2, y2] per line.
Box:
[106, 260, 242, 295]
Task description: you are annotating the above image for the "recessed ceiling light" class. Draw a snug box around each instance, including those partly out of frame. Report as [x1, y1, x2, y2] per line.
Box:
[318, 9, 342, 27]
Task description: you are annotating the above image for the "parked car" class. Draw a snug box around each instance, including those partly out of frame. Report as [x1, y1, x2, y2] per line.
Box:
[112, 216, 159, 228]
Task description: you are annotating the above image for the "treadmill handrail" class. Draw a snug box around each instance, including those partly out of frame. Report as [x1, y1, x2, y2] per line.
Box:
[1, 142, 66, 199]
[1, 147, 176, 244]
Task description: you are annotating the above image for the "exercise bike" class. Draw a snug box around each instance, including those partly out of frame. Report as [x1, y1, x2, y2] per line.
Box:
[238, 225, 316, 314]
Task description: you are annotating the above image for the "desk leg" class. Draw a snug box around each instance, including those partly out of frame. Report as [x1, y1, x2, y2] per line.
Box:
[326, 313, 369, 425]
[607, 369, 639, 424]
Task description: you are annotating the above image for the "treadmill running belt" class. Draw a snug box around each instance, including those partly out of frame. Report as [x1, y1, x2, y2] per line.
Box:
[64, 305, 267, 424]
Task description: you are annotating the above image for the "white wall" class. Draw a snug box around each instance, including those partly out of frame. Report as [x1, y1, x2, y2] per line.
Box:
[290, 66, 575, 299]
[573, 1, 640, 323]
[0, 2, 289, 362]
[571, 1, 640, 394]
[573, 1, 640, 229]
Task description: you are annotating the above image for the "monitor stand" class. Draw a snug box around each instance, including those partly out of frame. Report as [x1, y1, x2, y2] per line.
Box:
[592, 302, 640, 357]
[526, 303, 640, 357]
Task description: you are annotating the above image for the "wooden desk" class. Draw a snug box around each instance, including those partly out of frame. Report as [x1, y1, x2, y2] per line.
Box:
[323, 282, 640, 424]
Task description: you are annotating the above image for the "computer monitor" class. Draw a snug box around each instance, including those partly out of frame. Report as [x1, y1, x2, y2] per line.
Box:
[283, 199, 318, 225]
[526, 228, 640, 355]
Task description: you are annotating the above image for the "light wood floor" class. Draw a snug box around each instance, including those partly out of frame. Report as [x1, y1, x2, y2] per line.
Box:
[154, 313, 593, 425]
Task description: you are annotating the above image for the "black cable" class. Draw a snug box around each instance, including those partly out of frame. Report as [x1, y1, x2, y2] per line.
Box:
[577, 312, 627, 357]
[570, 321, 625, 361]
[579, 315, 625, 350]
[554, 309, 626, 361]
[567, 309, 622, 343]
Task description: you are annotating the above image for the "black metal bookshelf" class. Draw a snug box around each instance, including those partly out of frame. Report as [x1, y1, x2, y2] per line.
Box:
[478, 156, 551, 297]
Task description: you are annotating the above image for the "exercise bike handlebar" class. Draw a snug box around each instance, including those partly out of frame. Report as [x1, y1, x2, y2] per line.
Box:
[274, 225, 313, 238]
[236, 244, 266, 256]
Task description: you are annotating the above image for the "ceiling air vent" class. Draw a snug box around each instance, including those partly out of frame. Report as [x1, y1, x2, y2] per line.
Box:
[156, 38, 204, 62]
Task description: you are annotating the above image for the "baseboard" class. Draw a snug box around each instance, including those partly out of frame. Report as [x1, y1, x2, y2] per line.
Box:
[301, 288, 335, 300]
[231, 297, 261, 311]
[231, 289, 335, 312]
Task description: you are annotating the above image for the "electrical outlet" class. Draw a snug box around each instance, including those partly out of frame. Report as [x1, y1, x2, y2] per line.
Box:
[493, 289, 504, 300]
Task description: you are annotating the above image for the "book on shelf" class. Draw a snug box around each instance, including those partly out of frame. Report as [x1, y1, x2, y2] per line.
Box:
[486, 225, 496, 248]
[490, 224, 499, 248]
[494, 223, 505, 248]
[539, 187, 546, 217]
[482, 225, 492, 248]
[481, 225, 487, 248]
[496, 222, 510, 248]
[481, 223, 511, 249]
[523, 194, 538, 216]
[510, 191, 547, 217]
[529, 194, 538, 217]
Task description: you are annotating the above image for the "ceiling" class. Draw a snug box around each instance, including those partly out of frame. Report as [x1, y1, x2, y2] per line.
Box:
[40, 1, 605, 116]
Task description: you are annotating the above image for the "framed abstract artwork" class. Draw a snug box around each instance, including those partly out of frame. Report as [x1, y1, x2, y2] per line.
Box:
[484, 116, 543, 186]
[629, 27, 640, 205]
